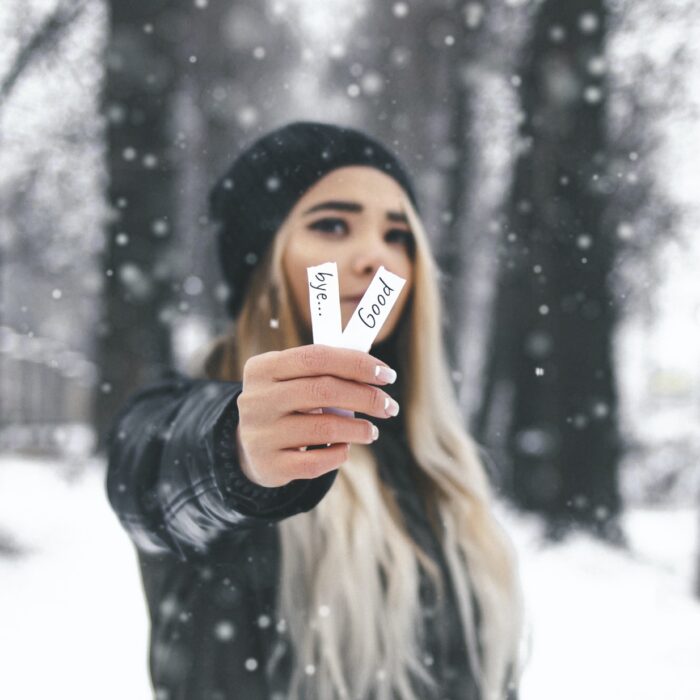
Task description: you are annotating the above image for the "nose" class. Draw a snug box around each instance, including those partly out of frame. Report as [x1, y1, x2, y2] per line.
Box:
[350, 239, 386, 278]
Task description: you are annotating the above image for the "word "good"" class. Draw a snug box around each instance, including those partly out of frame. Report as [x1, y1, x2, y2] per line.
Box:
[357, 277, 396, 329]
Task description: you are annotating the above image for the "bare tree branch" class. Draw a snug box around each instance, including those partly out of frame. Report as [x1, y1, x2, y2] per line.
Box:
[0, 0, 86, 101]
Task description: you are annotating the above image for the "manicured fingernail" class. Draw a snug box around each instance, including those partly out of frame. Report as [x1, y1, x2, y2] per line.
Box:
[371, 424, 379, 441]
[375, 365, 397, 384]
[384, 397, 400, 417]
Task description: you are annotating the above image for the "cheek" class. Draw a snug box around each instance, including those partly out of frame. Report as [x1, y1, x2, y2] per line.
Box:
[388, 250, 413, 284]
[284, 234, 323, 281]
[288, 268, 308, 313]
[392, 278, 413, 327]
[282, 251, 313, 323]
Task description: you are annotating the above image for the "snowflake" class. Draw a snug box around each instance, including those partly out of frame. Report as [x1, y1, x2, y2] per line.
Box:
[583, 86, 603, 104]
[183, 275, 204, 296]
[214, 620, 235, 641]
[361, 72, 383, 95]
[577, 234, 593, 250]
[152, 219, 169, 236]
[392, 2, 408, 18]
[578, 12, 599, 34]
[549, 25, 566, 43]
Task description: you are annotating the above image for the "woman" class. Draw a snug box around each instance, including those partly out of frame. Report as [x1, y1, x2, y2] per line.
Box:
[106, 121, 525, 700]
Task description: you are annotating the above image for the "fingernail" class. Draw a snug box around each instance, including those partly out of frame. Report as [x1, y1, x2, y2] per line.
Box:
[375, 365, 397, 384]
[371, 424, 379, 441]
[384, 397, 400, 417]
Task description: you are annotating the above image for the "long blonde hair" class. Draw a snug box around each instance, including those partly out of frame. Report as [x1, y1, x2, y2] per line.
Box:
[196, 194, 525, 699]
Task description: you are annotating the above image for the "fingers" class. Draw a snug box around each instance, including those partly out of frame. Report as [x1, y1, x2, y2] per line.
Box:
[250, 345, 397, 386]
[278, 443, 351, 482]
[246, 442, 351, 487]
[277, 413, 379, 449]
[263, 376, 398, 418]
[236, 343, 398, 488]
[242, 412, 377, 458]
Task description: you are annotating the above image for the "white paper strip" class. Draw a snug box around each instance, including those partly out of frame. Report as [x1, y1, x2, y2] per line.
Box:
[340, 266, 407, 352]
[306, 262, 406, 422]
[307, 261, 343, 347]
[306, 262, 350, 420]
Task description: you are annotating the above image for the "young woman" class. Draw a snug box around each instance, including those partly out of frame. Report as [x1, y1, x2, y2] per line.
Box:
[106, 121, 525, 700]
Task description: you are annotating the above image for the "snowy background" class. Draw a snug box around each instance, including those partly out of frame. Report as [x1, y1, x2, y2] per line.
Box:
[1, 0, 700, 698]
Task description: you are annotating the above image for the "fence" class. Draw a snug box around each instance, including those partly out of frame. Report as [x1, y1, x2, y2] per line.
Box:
[0, 325, 96, 457]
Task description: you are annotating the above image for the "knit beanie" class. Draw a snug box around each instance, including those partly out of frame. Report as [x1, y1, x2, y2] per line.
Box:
[208, 121, 420, 320]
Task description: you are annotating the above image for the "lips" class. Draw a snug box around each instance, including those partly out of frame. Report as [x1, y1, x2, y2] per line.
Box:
[342, 291, 367, 302]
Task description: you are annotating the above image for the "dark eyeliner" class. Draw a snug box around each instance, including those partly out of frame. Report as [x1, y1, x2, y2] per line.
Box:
[385, 228, 413, 245]
[308, 217, 348, 235]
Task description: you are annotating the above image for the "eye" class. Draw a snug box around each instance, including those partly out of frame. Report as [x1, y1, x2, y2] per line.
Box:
[385, 228, 414, 247]
[308, 217, 348, 236]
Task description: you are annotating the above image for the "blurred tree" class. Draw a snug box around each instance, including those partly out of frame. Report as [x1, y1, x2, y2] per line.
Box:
[475, 0, 624, 541]
[161, 0, 302, 335]
[96, 0, 311, 448]
[328, 0, 461, 229]
[96, 0, 183, 448]
[0, 0, 85, 102]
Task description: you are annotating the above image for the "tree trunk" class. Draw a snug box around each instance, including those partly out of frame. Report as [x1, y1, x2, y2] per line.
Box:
[95, 0, 185, 449]
[94, 0, 319, 448]
[477, 0, 624, 541]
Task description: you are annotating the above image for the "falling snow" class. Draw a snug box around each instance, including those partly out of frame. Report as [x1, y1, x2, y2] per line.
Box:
[214, 620, 235, 641]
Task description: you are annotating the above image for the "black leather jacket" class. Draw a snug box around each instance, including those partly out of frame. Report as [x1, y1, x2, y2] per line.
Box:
[105, 368, 485, 699]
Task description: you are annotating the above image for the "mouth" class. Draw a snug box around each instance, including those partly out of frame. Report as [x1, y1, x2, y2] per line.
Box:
[342, 296, 364, 304]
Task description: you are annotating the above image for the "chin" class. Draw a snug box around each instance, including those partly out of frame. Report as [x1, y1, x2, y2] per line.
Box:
[374, 325, 396, 346]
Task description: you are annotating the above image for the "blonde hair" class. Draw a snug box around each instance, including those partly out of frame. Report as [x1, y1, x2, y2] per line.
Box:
[197, 193, 525, 699]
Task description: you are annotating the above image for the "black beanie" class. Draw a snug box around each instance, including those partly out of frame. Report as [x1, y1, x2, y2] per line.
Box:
[209, 121, 420, 320]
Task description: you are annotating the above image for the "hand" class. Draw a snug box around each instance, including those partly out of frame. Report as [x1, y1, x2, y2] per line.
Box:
[235, 344, 400, 487]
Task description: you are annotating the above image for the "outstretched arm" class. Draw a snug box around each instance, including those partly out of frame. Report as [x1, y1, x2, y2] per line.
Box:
[105, 369, 337, 561]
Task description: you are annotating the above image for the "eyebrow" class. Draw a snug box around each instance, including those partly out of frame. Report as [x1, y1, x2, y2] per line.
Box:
[303, 199, 409, 224]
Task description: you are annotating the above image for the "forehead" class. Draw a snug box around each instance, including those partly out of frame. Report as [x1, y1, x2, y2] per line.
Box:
[296, 166, 408, 211]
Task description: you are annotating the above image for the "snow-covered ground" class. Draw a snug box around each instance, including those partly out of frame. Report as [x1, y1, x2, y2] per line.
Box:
[1, 454, 698, 700]
[509, 505, 700, 700]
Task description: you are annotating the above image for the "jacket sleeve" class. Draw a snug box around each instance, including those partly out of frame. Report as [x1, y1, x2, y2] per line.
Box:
[105, 368, 338, 561]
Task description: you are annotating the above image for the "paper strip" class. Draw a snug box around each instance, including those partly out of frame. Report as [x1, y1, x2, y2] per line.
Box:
[340, 266, 407, 352]
[307, 261, 343, 347]
[306, 262, 350, 419]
